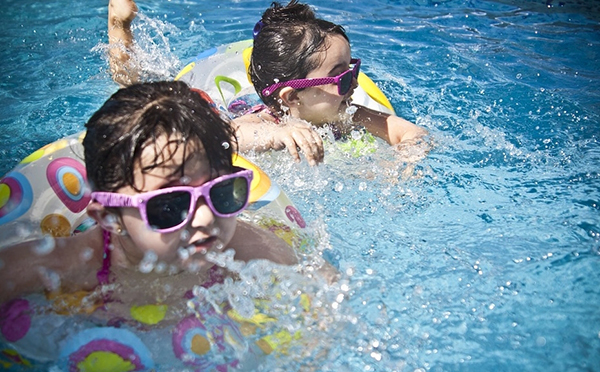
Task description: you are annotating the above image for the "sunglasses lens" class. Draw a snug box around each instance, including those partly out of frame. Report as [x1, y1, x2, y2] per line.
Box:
[339, 70, 353, 95]
[209, 176, 249, 215]
[146, 191, 191, 230]
[353, 61, 361, 77]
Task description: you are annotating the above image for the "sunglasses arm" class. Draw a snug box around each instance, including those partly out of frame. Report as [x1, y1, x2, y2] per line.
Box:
[91, 192, 137, 208]
[262, 77, 339, 97]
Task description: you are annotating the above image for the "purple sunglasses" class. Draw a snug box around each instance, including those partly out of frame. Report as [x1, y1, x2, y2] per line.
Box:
[262, 58, 361, 97]
[91, 168, 253, 233]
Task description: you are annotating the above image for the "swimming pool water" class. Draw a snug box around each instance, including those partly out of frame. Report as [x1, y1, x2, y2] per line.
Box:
[1, 0, 599, 370]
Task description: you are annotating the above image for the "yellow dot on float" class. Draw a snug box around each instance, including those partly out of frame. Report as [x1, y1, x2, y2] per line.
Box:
[190, 334, 211, 356]
[62, 172, 81, 195]
[130, 304, 167, 325]
[77, 351, 135, 372]
[20, 149, 45, 164]
[40, 214, 71, 237]
[0, 183, 10, 209]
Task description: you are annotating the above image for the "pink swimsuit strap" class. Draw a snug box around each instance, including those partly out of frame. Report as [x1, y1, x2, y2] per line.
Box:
[97, 229, 112, 285]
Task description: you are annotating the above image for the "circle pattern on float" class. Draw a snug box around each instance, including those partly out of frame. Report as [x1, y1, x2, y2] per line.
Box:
[60, 327, 154, 372]
[172, 313, 245, 370]
[46, 158, 91, 213]
[40, 214, 72, 238]
[0, 173, 33, 225]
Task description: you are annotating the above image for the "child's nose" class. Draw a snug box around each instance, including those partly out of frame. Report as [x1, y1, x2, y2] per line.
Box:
[189, 197, 216, 228]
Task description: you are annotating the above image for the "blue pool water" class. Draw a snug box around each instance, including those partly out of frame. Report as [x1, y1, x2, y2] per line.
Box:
[1, 0, 599, 370]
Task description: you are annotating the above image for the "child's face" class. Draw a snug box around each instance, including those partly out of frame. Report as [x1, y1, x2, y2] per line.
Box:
[116, 135, 237, 272]
[293, 34, 357, 125]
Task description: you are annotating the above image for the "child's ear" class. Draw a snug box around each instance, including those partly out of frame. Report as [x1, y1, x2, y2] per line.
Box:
[87, 202, 123, 234]
[278, 87, 300, 107]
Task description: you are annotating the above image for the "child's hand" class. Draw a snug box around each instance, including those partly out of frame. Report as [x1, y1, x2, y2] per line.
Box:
[271, 120, 324, 166]
[109, 0, 138, 25]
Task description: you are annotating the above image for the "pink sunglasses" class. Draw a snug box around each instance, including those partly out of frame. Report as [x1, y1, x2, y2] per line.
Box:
[91, 168, 253, 233]
[262, 58, 361, 97]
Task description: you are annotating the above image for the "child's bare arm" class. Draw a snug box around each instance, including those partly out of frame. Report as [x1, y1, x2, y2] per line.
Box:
[229, 220, 299, 265]
[353, 104, 427, 145]
[108, 0, 139, 86]
[0, 229, 104, 303]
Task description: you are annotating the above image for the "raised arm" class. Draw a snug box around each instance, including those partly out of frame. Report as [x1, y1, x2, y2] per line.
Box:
[108, 0, 139, 86]
[353, 104, 427, 145]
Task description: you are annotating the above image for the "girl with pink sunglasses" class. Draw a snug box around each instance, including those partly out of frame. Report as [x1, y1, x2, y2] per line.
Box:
[0, 81, 298, 305]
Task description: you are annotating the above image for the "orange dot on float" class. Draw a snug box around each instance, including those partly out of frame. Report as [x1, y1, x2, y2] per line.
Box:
[40, 214, 71, 237]
[62, 172, 81, 196]
[0, 183, 10, 209]
[191, 334, 211, 356]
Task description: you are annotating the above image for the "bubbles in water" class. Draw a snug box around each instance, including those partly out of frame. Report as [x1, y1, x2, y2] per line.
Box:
[210, 227, 220, 236]
[334, 182, 344, 192]
[206, 248, 236, 268]
[139, 251, 158, 273]
[37, 266, 61, 292]
[351, 130, 362, 141]
[345, 105, 358, 115]
[179, 229, 190, 241]
[359, 182, 368, 191]
[15, 223, 33, 239]
[33, 236, 56, 256]
[155, 262, 167, 274]
[177, 247, 190, 260]
[179, 175, 191, 185]
[80, 247, 94, 262]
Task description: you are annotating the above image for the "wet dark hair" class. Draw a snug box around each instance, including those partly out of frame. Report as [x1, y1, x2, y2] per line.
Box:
[83, 81, 236, 192]
[249, 0, 349, 115]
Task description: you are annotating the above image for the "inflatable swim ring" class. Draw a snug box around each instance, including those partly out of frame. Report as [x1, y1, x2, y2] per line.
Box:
[175, 39, 395, 116]
[0, 133, 310, 371]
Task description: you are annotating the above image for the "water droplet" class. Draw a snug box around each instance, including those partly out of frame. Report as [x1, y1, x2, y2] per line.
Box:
[37, 266, 61, 291]
[33, 236, 56, 255]
[178, 247, 190, 260]
[139, 251, 158, 273]
[180, 229, 190, 241]
[80, 247, 94, 262]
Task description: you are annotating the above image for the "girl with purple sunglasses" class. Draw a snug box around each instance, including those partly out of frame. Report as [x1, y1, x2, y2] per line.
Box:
[107, 0, 426, 167]
[0, 81, 298, 305]
[236, 0, 427, 164]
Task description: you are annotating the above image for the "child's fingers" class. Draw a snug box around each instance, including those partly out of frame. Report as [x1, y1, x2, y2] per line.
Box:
[291, 131, 322, 166]
[281, 136, 302, 163]
[310, 130, 324, 162]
